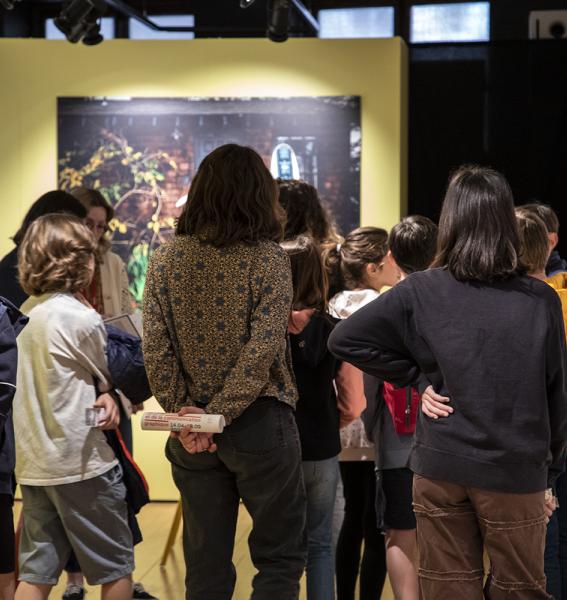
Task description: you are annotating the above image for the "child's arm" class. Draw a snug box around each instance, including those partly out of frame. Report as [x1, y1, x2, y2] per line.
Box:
[328, 285, 421, 388]
[335, 361, 366, 428]
[205, 246, 293, 425]
[142, 251, 189, 413]
[73, 321, 112, 391]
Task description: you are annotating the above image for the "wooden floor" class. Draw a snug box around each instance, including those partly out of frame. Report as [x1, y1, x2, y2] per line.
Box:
[14, 501, 394, 599]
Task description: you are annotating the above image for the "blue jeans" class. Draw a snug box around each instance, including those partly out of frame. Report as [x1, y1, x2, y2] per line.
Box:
[302, 457, 340, 600]
[545, 472, 567, 599]
[546, 512, 560, 599]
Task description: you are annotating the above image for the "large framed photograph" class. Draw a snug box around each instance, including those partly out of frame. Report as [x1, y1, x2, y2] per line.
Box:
[58, 96, 361, 305]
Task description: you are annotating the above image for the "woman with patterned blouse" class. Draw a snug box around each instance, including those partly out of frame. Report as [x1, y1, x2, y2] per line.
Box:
[143, 144, 306, 600]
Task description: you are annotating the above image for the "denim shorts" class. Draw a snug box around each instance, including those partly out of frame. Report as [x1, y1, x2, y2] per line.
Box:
[19, 465, 134, 585]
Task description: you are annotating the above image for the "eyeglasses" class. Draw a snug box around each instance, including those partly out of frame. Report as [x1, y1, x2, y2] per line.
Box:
[85, 218, 108, 233]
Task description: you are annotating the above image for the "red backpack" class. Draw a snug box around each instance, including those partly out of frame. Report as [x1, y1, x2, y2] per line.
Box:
[382, 382, 420, 435]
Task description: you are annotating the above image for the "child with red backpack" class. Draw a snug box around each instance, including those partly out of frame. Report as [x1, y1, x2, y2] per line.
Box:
[362, 215, 437, 600]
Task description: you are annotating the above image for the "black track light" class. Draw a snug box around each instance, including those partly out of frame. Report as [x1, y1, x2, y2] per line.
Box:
[240, 0, 258, 7]
[82, 20, 104, 45]
[267, 0, 290, 43]
[54, 0, 106, 44]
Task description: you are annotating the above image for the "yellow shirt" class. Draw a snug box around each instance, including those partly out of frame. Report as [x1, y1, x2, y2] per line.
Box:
[546, 272, 567, 337]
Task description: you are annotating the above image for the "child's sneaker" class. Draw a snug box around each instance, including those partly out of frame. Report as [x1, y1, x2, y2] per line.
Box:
[132, 582, 158, 599]
[62, 584, 85, 600]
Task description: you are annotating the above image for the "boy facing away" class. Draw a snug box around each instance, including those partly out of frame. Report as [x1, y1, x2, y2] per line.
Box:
[363, 215, 438, 600]
[13, 214, 134, 600]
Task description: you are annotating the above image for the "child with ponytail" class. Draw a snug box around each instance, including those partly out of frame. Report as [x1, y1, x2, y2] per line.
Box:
[325, 227, 400, 600]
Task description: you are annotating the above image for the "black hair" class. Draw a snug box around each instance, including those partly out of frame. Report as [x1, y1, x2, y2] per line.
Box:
[389, 215, 438, 274]
[432, 165, 521, 282]
[12, 190, 87, 246]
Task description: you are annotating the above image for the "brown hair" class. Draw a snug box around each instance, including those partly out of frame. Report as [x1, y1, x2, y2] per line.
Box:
[389, 215, 438, 274]
[518, 202, 559, 234]
[176, 144, 285, 247]
[515, 207, 550, 274]
[324, 226, 389, 297]
[18, 214, 97, 296]
[432, 165, 521, 281]
[277, 179, 340, 245]
[281, 236, 328, 313]
[71, 187, 114, 253]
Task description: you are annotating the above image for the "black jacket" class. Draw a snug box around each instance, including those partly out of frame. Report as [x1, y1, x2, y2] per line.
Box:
[329, 268, 567, 494]
[291, 313, 341, 461]
[0, 249, 27, 308]
[0, 296, 28, 496]
[105, 324, 152, 405]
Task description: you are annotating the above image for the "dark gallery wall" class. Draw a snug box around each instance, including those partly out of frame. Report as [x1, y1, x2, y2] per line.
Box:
[409, 46, 567, 258]
[404, 0, 567, 255]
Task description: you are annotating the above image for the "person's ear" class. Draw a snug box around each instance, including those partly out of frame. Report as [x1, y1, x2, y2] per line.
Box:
[386, 250, 397, 267]
[549, 232, 559, 250]
[366, 262, 377, 276]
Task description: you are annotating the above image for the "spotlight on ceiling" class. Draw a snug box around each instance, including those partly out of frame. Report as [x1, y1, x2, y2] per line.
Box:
[0, 0, 21, 9]
[82, 19, 104, 45]
[240, 0, 258, 7]
[267, 0, 290, 42]
[54, 0, 106, 44]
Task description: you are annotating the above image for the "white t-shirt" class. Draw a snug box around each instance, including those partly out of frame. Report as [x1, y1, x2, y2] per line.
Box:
[14, 293, 117, 485]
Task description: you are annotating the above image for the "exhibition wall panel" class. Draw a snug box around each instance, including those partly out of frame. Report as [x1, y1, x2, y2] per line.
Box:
[0, 37, 407, 499]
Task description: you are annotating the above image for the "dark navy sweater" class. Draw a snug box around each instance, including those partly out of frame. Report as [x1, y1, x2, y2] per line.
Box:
[329, 268, 567, 493]
[0, 297, 28, 497]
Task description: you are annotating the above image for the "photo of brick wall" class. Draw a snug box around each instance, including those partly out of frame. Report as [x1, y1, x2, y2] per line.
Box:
[57, 96, 361, 305]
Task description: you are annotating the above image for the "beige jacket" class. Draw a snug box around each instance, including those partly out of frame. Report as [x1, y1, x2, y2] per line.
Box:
[100, 250, 133, 317]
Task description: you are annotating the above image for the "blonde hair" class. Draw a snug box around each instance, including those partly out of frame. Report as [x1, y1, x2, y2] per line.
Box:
[18, 214, 97, 296]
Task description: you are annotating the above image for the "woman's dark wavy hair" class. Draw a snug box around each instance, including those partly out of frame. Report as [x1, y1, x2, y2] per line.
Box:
[432, 165, 521, 281]
[176, 144, 284, 247]
[12, 191, 86, 246]
[281, 235, 328, 314]
[277, 179, 340, 244]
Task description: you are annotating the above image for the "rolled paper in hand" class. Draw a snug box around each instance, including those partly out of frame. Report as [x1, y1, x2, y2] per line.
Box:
[141, 412, 225, 433]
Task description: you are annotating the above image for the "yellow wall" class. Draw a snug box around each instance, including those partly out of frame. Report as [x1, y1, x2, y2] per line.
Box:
[0, 37, 407, 500]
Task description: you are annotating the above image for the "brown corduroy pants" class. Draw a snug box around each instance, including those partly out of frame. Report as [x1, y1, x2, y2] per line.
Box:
[412, 474, 552, 600]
